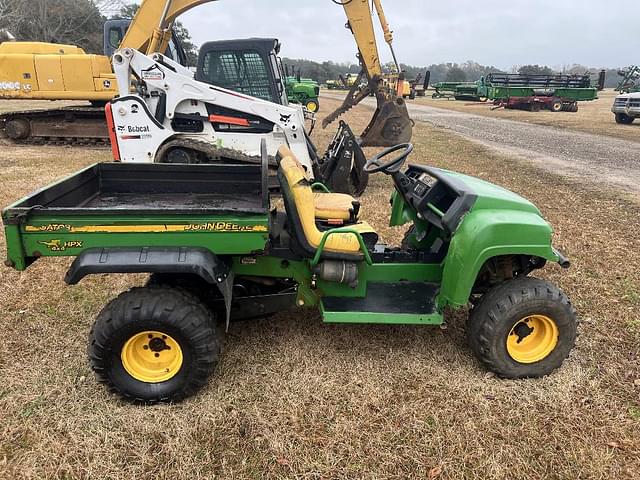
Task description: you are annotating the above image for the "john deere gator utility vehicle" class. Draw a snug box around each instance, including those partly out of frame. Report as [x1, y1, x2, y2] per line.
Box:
[3, 140, 578, 404]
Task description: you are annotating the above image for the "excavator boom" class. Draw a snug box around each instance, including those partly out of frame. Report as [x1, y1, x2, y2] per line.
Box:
[120, 0, 214, 55]
[325, 0, 412, 147]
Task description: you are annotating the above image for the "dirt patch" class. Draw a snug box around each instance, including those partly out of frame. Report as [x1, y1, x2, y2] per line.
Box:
[324, 92, 640, 199]
[412, 89, 640, 143]
[0, 98, 638, 479]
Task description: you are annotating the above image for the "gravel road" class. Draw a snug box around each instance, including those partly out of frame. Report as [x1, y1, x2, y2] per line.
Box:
[323, 94, 640, 197]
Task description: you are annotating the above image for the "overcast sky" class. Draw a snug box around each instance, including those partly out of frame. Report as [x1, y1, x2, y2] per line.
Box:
[174, 0, 638, 69]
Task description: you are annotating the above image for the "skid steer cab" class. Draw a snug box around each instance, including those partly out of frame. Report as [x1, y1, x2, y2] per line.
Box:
[2, 141, 577, 404]
[107, 47, 369, 195]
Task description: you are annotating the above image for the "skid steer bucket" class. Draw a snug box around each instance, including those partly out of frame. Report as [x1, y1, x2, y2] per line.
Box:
[359, 93, 413, 147]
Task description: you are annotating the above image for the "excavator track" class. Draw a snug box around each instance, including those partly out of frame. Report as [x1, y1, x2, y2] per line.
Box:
[0, 106, 109, 147]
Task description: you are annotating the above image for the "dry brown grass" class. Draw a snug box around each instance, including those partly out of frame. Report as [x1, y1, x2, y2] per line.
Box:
[0, 98, 639, 479]
[414, 89, 640, 143]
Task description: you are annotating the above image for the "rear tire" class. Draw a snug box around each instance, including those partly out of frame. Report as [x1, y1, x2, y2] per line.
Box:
[305, 98, 319, 113]
[88, 287, 221, 404]
[467, 276, 577, 378]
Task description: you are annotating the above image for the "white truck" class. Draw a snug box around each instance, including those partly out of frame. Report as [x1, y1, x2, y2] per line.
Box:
[612, 92, 640, 124]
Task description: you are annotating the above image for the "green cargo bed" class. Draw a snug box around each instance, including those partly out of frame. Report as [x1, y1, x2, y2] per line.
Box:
[2, 163, 271, 270]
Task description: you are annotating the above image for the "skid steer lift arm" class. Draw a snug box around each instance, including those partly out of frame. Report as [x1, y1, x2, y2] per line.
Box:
[323, 0, 412, 147]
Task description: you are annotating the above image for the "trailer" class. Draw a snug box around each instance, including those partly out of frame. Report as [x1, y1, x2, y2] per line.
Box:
[486, 73, 599, 113]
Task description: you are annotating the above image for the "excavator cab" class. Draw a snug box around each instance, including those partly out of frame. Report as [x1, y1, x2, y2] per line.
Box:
[103, 19, 187, 66]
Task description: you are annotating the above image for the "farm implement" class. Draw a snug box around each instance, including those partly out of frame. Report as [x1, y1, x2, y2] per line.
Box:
[487, 73, 601, 113]
[432, 73, 602, 112]
[3, 141, 578, 404]
[432, 78, 488, 102]
[615, 66, 640, 94]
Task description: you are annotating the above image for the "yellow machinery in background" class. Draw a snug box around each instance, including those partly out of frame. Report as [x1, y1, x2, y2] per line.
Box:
[321, 0, 411, 146]
[0, 0, 411, 147]
[0, 42, 115, 101]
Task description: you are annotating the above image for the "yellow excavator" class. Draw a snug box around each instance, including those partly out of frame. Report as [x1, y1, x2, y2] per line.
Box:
[0, 0, 411, 148]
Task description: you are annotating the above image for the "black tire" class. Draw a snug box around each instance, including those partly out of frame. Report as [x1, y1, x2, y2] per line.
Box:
[305, 98, 320, 113]
[467, 276, 577, 378]
[88, 287, 221, 404]
[550, 100, 563, 112]
[615, 113, 635, 124]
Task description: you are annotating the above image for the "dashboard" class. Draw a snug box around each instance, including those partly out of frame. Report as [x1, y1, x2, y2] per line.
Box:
[401, 165, 477, 235]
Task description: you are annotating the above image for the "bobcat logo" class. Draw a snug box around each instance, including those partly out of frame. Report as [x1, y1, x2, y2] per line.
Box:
[141, 64, 165, 82]
[117, 125, 125, 132]
[279, 114, 292, 125]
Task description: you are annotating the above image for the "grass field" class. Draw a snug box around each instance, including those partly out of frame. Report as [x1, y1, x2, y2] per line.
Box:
[414, 89, 639, 143]
[0, 99, 639, 479]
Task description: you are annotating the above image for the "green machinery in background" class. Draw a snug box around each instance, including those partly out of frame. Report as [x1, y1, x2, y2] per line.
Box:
[432, 72, 603, 112]
[615, 66, 640, 94]
[283, 65, 321, 112]
[432, 77, 489, 101]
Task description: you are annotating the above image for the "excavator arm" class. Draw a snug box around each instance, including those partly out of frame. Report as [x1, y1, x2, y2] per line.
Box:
[122, 1, 411, 147]
[121, 0, 214, 55]
[323, 0, 412, 147]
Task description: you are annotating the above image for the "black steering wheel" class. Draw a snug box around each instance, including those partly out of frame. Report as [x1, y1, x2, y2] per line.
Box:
[364, 143, 414, 175]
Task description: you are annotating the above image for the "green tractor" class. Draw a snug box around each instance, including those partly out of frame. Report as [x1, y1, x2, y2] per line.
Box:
[284, 70, 321, 113]
[3, 140, 578, 404]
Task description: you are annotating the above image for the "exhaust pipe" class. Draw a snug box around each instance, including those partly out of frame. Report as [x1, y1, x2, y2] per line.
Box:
[553, 248, 571, 269]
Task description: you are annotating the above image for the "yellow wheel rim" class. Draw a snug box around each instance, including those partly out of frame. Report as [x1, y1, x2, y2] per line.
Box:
[121, 331, 183, 383]
[506, 315, 559, 364]
[306, 101, 318, 112]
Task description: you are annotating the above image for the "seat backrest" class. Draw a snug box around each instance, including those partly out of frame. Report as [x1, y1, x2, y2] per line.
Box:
[277, 146, 363, 257]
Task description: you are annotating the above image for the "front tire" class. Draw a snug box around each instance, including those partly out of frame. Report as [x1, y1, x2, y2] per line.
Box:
[88, 287, 221, 404]
[468, 277, 577, 378]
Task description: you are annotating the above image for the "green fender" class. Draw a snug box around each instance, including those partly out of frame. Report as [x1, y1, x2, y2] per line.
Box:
[439, 209, 559, 308]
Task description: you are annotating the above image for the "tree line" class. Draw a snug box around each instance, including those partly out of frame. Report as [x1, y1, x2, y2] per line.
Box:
[0, 0, 626, 89]
[283, 59, 623, 89]
[0, 0, 198, 64]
